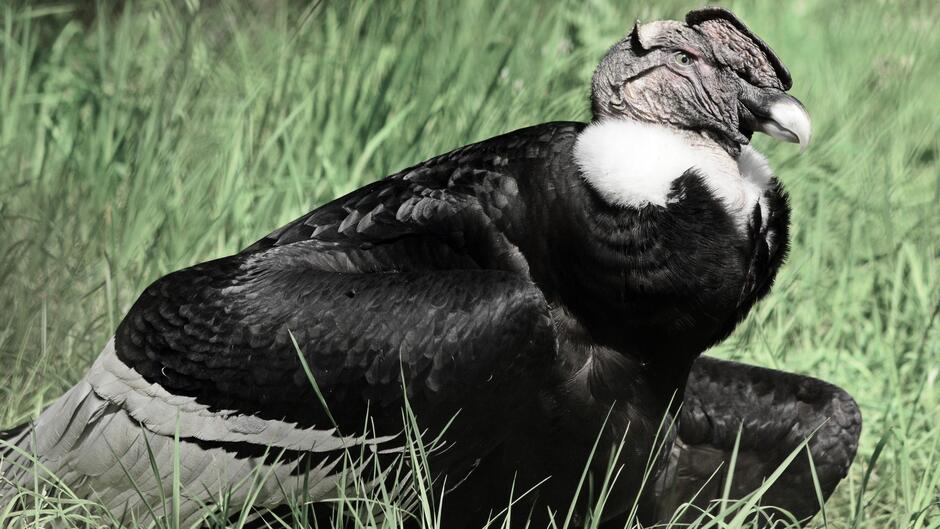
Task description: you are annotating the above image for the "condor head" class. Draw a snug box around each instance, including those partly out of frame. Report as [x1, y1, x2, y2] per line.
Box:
[590, 7, 811, 156]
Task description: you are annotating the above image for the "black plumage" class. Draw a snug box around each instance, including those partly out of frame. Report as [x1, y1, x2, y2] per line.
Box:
[116, 122, 779, 423]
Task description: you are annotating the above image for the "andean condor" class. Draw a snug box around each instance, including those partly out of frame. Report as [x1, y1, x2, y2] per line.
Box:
[0, 6, 861, 528]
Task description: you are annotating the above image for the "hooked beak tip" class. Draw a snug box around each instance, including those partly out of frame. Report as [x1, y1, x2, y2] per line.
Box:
[761, 96, 812, 151]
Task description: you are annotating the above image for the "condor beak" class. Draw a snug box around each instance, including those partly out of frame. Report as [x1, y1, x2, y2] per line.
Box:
[740, 88, 812, 151]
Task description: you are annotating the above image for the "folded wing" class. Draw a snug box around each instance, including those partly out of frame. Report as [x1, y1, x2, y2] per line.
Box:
[651, 356, 861, 525]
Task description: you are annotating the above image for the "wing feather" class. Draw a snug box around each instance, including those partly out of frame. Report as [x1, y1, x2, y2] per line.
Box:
[650, 356, 861, 525]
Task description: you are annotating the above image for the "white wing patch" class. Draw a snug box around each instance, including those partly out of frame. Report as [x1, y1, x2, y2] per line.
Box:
[1, 339, 393, 527]
[573, 119, 776, 231]
[87, 339, 389, 451]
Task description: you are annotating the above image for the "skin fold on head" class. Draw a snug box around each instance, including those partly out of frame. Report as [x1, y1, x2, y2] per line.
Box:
[590, 7, 811, 156]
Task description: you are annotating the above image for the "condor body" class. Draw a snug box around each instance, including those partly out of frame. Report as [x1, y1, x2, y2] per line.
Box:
[0, 7, 859, 528]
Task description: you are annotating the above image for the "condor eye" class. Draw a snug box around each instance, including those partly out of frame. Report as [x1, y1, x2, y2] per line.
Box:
[673, 51, 693, 67]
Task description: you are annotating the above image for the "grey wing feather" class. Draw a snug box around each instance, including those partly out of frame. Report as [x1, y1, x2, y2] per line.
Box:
[0, 342, 365, 528]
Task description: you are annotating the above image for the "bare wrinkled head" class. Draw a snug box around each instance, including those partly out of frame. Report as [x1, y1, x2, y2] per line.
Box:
[591, 7, 810, 155]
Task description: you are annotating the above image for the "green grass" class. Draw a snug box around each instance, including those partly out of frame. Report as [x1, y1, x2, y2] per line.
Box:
[0, 0, 938, 527]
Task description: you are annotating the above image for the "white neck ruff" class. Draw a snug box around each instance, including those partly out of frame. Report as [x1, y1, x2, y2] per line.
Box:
[573, 119, 774, 230]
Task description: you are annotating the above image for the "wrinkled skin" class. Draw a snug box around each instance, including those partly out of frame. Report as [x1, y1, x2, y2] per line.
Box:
[591, 8, 805, 156]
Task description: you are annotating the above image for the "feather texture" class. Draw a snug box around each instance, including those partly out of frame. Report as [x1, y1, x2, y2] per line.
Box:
[648, 356, 862, 524]
[1, 342, 368, 527]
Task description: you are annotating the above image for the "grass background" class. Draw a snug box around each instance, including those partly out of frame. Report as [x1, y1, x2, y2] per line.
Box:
[0, 0, 937, 527]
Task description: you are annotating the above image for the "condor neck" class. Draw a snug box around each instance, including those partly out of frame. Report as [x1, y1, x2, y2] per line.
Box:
[546, 184, 703, 359]
[572, 119, 773, 232]
[528, 146, 744, 368]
